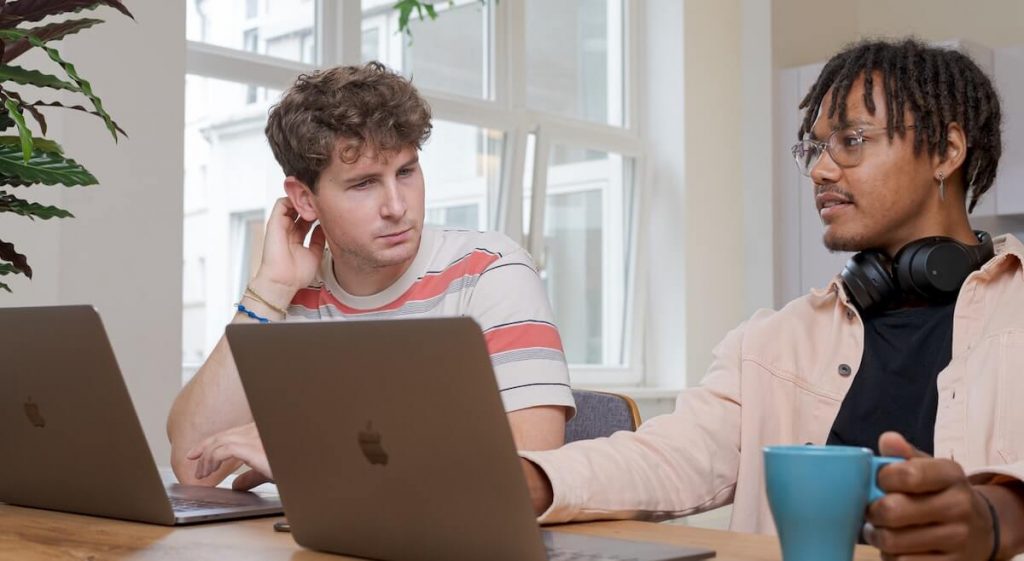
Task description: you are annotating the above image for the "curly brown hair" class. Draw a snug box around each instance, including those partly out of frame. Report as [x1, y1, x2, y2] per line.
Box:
[265, 62, 433, 190]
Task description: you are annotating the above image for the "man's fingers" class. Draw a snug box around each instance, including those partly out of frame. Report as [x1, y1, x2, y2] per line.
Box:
[272, 197, 296, 217]
[878, 431, 930, 460]
[232, 469, 271, 491]
[868, 521, 968, 555]
[869, 490, 952, 528]
[290, 217, 314, 245]
[878, 458, 965, 495]
[309, 224, 326, 253]
[879, 554, 951, 561]
[197, 441, 236, 480]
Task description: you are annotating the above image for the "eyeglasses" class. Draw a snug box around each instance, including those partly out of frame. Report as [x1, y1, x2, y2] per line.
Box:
[790, 126, 916, 177]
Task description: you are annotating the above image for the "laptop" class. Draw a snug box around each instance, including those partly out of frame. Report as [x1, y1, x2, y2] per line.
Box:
[227, 317, 715, 561]
[0, 305, 282, 525]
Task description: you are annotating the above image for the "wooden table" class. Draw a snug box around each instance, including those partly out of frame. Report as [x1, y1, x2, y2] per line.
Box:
[0, 505, 882, 561]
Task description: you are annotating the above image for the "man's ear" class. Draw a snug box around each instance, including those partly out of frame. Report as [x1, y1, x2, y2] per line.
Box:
[283, 177, 318, 221]
[934, 122, 968, 180]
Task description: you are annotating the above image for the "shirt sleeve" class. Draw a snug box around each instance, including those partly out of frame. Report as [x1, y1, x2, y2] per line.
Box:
[519, 321, 747, 524]
[467, 246, 576, 416]
[968, 464, 1024, 486]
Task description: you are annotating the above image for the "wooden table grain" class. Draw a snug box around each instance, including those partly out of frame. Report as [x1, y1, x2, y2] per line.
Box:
[0, 505, 881, 561]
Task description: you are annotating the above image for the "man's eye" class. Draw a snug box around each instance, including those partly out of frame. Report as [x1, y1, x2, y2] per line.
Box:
[352, 179, 372, 189]
[398, 167, 413, 177]
[839, 134, 863, 149]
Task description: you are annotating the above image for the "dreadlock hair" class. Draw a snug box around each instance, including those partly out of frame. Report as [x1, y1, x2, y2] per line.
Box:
[798, 38, 1002, 213]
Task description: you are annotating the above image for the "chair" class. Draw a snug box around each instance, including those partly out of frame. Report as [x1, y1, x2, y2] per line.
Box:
[564, 389, 642, 443]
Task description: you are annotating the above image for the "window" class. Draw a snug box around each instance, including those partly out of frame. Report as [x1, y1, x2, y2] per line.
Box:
[539, 147, 634, 366]
[186, 0, 314, 63]
[525, 0, 624, 125]
[184, 0, 644, 386]
[265, 29, 316, 64]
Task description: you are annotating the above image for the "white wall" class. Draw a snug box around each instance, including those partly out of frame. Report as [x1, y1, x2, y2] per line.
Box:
[5, 1, 185, 465]
[681, 0, 746, 386]
[641, 1, 686, 390]
[856, 0, 1024, 49]
[773, 0, 1024, 71]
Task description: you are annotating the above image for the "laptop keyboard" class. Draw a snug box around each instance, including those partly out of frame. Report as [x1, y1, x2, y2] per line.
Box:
[170, 497, 238, 512]
[546, 548, 642, 561]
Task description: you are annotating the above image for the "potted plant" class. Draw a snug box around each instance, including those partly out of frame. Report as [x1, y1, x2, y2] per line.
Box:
[0, 0, 132, 292]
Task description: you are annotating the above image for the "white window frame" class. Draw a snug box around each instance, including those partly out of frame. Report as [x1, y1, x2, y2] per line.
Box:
[185, 0, 648, 387]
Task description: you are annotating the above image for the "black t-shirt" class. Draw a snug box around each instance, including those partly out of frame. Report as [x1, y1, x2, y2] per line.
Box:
[826, 302, 956, 455]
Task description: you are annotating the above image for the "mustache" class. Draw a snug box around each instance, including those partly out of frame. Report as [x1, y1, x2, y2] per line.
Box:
[815, 184, 855, 202]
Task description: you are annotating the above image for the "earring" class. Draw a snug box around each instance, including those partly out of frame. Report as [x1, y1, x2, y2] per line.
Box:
[937, 171, 946, 202]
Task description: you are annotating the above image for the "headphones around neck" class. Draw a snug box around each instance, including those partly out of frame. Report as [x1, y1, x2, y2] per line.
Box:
[840, 230, 995, 314]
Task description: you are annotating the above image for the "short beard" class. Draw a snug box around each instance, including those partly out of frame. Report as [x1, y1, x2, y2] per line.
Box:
[822, 231, 867, 253]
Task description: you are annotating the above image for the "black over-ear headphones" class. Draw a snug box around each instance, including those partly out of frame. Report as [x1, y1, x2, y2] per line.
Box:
[840, 230, 994, 314]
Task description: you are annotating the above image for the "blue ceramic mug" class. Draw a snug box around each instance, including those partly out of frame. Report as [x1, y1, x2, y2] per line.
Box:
[764, 445, 903, 561]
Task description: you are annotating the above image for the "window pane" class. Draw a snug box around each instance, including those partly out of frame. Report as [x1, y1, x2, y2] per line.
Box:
[361, 27, 380, 63]
[525, 0, 625, 126]
[186, 0, 317, 64]
[361, 0, 490, 99]
[184, 75, 282, 370]
[541, 147, 634, 366]
[421, 120, 504, 231]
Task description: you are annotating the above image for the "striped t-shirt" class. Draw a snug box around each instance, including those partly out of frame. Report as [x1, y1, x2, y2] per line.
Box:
[286, 227, 576, 415]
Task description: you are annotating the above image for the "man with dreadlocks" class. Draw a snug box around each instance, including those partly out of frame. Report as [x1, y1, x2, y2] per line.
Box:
[513, 38, 1024, 560]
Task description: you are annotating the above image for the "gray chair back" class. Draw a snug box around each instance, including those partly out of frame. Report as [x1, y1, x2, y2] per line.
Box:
[565, 390, 641, 443]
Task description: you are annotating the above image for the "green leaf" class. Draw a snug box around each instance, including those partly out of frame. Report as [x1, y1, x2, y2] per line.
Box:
[394, 0, 415, 37]
[0, 238, 30, 277]
[2, 18, 104, 64]
[0, 30, 119, 141]
[4, 99, 32, 162]
[0, 191, 74, 219]
[0, 263, 18, 275]
[3, 90, 46, 135]
[0, 135, 61, 153]
[27, 100, 125, 137]
[0, 0, 132, 25]
[0, 280, 10, 292]
[424, 3, 438, 19]
[0, 143, 96, 186]
[0, 64, 80, 91]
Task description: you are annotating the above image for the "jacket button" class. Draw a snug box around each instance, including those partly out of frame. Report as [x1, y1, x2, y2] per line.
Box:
[838, 364, 852, 377]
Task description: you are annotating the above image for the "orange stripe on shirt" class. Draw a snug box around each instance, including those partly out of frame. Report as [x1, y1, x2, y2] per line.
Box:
[484, 322, 565, 355]
[290, 250, 501, 314]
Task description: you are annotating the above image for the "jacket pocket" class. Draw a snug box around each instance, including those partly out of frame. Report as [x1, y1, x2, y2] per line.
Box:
[995, 331, 1024, 463]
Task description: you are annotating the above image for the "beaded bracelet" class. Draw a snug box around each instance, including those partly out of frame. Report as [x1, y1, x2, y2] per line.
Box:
[235, 303, 270, 324]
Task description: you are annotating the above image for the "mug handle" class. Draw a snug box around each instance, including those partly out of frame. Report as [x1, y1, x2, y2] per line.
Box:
[868, 456, 904, 503]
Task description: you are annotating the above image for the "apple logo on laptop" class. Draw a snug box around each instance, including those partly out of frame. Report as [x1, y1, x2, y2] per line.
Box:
[358, 421, 388, 466]
[23, 397, 46, 428]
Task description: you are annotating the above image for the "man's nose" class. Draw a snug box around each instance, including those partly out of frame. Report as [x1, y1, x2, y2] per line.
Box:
[381, 181, 407, 218]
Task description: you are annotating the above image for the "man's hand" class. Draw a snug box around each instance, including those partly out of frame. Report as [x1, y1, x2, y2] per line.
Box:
[521, 458, 554, 517]
[251, 197, 327, 305]
[865, 431, 995, 560]
[185, 422, 273, 491]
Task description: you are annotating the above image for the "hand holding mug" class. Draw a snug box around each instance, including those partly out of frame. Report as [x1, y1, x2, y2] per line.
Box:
[865, 431, 997, 561]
